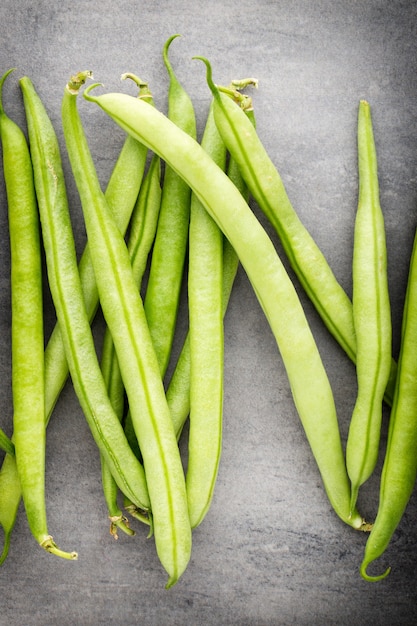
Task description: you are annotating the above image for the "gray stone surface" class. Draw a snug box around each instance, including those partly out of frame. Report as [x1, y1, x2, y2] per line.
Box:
[1, 0, 417, 624]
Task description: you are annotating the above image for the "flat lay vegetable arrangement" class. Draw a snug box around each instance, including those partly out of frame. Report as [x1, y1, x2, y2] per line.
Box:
[0, 35, 415, 587]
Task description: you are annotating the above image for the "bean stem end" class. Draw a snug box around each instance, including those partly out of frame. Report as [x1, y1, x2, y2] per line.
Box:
[40, 535, 78, 560]
[109, 514, 135, 540]
[66, 70, 94, 95]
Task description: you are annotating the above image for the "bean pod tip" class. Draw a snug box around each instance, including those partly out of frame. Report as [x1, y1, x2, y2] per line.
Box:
[360, 559, 391, 582]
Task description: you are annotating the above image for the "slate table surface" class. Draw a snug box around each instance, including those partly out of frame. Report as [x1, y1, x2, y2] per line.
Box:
[1, 1, 417, 624]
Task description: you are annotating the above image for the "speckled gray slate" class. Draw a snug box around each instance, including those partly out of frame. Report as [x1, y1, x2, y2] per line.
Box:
[1, 1, 417, 624]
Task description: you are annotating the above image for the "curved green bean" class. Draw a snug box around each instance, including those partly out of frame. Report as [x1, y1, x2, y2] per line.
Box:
[100, 151, 162, 536]
[360, 229, 417, 581]
[63, 73, 191, 588]
[346, 100, 392, 515]
[187, 101, 226, 528]
[83, 68, 366, 531]
[166, 116, 249, 440]
[98, 78, 158, 538]
[144, 34, 197, 377]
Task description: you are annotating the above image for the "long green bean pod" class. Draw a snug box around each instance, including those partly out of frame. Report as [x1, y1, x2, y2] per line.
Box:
[166, 230, 242, 440]
[98, 79, 158, 538]
[202, 62, 397, 407]
[100, 151, 162, 536]
[63, 73, 191, 588]
[360, 229, 417, 581]
[166, 110, 250, 440]
[19, 74, 150, 513]
[187, 102, 225, 528]
[346, 100, 392, 514]
[1, 69, 76, 560]
[83, 69, 367, 531]
[144, 34, 197, 377]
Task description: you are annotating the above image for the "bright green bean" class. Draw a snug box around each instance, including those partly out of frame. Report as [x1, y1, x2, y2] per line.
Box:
[20, 74, 150, 513]
[346, 100, 392, 515]
[100, 151, 162, 536]
[203, 62, 397, 407]
[166, 119, 249, 440]
[98, 78, 158, 538]
[83, 65, 367, 531]
[1, 68, 76, 560]
[360, 228, 417, 581]
[187, 102, 225, 528]
[63, 72, 191, 588]
[144, 34, 197, 378]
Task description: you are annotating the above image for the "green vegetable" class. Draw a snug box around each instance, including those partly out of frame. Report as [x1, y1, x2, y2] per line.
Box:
[101, 151, 162, 536]
[144, 34, 197, 377]
[63, 72, 191, 588]
[99, 77, 158, 539]
[187, 102, 226, 528]
[346, 100, 392, 515]
[360, 228, 417, 581]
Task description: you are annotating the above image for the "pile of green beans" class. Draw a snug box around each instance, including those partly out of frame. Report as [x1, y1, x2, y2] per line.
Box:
[0, 36, 416, 587]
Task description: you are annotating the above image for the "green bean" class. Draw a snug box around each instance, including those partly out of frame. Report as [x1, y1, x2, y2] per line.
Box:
[0, 429, 14, 457]
[19, 74, 150, 513]
[0, 73, 24, 563]
[0, 76, 150, 561]
[83, 65, 367, 531]
[100, 152, 162, 536]
[360, 228, 417, 581]
[202, 62, 397, 407]
[166, 117, 249, 440]
[98, 77, 158, 538]
[1, 68, 76, 559]
[187, 102, 225, 528]
[63, 73, 191, 588]
[183, 83, 255, 523]
[144, 34, 197, 377]
[346, 100, 392, 515]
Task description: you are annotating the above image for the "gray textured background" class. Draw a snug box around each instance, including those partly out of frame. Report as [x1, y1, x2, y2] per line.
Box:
[1, 1, 417, 624]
